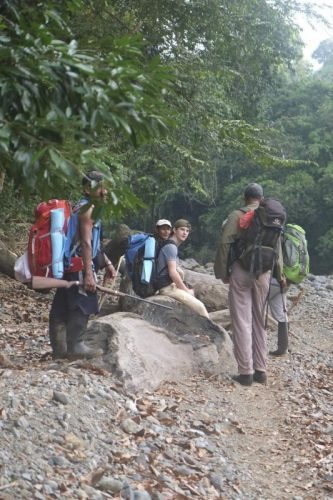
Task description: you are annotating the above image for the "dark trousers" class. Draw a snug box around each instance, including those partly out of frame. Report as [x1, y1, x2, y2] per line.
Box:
[49, 274, 99, 353]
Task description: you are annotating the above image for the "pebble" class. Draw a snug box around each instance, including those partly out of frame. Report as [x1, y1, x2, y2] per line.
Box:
[53, 390, 70, 405]
[48, 455, 68, 467]
[133, 491, 151, 500]
[15, 416, 29, 428]
[121, 418, 144, 435]
[97, 477, 122, 493]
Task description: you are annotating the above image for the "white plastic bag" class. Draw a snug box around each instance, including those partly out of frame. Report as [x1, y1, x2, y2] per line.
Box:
[14, 251, 32, 283]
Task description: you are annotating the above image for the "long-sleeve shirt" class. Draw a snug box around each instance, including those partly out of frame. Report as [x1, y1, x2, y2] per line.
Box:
[214, 201, 284, 281]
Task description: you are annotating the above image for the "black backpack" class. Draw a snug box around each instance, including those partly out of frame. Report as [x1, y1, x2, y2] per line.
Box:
[235, 198, 287, 276]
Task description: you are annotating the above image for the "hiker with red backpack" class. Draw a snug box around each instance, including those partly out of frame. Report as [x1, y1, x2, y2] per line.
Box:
[214, 183, 286, 386]
[49, 171, 116, 360]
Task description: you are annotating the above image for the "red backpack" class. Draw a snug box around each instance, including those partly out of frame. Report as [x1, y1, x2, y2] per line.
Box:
[28, 199, 72, 277]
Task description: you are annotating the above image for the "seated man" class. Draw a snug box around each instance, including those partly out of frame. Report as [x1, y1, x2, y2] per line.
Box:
[154, 219, 172, 243]
[156, 219, 209, 317]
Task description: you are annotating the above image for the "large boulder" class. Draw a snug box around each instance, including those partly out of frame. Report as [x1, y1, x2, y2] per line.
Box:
[209, 309, 232, 331]
[184, 269, 229, 311]
[84, 310, 235, 392]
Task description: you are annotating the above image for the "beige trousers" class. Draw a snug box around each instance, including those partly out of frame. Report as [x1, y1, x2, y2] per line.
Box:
[229, 261, 270, 374]
[159, 283, 209, 317]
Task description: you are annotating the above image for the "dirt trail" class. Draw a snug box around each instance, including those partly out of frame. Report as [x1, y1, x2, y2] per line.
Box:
[0, 274, 332, 499]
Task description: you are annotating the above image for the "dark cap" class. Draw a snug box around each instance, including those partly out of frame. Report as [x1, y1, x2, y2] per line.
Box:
[82, 170, 104, 187]
[244, 182, 264, 199]
[174, 219, 191, 230]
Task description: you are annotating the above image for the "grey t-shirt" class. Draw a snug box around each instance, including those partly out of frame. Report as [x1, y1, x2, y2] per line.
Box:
[156, 242, 178, 284]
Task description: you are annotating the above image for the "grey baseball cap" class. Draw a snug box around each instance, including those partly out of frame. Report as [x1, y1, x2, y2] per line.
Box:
[244, 182, 264, 198]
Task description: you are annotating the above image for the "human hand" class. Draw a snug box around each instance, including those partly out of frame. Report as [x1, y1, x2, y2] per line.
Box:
[66, 280, 80, 289]
[104, 263, 116, 280]
[84, 272, 96, 293]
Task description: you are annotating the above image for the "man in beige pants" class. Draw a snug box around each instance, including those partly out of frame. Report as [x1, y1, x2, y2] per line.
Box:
[157, 219, 209, 318]
[214, 183, 284, 386]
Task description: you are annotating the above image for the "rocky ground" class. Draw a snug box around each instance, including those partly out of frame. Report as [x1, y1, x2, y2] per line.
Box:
[0, 272, 332, 499]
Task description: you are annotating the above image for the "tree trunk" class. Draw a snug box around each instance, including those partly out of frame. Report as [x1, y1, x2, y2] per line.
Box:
[0, 240, 17, 278]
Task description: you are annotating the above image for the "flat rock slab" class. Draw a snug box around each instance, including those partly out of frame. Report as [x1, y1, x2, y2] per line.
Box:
[85, 311, 235, 392]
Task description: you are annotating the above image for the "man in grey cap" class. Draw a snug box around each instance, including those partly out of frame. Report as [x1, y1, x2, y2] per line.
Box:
[214, 182, 283, 386]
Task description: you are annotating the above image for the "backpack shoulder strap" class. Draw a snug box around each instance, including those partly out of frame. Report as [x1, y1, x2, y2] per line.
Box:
[157, 238, 177, 255]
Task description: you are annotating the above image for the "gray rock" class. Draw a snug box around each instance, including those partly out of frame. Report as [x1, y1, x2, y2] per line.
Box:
[120, 418, 144, 435]
[180, 258, 202, 270]
[45, 480, 58, 491]
[15, 416, 29, 428]
[22, 472, 32, 481]
[83, 310, 234, 392]
[10, 397, 21, 409]
[133, 491, 151, 500]
[53, 390, 70, 405]
[210, 473, 225, 491]
[48, 455, 68, 467]
[174, 465, 194, 476]
[184, 269, 229, 311]
[81, 484, 104, 500]
[120, 479, 135, 500]
[97, 477, 122, 493]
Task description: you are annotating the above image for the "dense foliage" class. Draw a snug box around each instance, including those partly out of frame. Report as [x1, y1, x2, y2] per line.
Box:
[0, 0, 332, 273]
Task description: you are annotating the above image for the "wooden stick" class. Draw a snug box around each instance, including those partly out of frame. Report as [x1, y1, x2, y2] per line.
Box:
[96, 285, 173, 310]
[98, 255, 123, 309]
[30, 276, 173, 310]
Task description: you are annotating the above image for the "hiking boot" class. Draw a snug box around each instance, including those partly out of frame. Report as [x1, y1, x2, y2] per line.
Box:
[269, 322, 289, 356]
[253, 370, 267, 384]
[66, 310, 102, 360]
[67, 341, 103, 360]
[49, 319, 67, 359]
[232, 374, 253, 386]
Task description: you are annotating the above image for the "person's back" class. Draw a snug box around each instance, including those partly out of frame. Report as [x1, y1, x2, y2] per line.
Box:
[214, 182, 285, 386]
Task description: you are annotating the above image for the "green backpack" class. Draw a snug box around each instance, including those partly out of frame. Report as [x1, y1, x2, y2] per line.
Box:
[282, 224, 309, 284]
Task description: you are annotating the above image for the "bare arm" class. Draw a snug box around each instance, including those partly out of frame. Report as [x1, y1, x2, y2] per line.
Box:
[79, 205, 96, 293]
[167, 260, 194, 295]
[102, 252, 116, 280]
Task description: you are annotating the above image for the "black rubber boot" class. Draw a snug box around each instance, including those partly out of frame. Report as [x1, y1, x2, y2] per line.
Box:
[232, 374, 253, 386]
[270, 322, 289, 356]
[49, 318, 67, 359]
[66, 310, 103, 360]
[253, 370, 267, 384]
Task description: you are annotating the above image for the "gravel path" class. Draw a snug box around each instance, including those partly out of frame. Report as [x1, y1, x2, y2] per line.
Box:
[0, 274, 332, 499]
